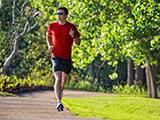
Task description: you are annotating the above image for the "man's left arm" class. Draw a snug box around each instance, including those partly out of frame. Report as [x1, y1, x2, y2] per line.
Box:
[69, 28, 81, 46]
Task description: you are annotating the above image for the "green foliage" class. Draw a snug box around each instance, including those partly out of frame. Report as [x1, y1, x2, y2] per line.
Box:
[109, 72, 118, 80]
[28, 0, 160, 78]
[1, 0, 160, 94]
[63, 96, 160, 120]
[0, 75, 46, 93]
[65, 80, 105, 92]
[65, 59, 127, 92]
[1, 0, 54, 84]
[112, 84, 146, 95]
[25, 27, 55, 86]
[65, 70, 98, 91]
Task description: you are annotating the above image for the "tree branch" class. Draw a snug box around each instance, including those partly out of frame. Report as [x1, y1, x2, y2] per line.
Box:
[12, 0, 16, 25]
[20, 21, 29, 37]
[21, 0, 29, 16]
[27, 23, 38, 34]
[31, 11, 41, 19]
[20, 11, 40, 37]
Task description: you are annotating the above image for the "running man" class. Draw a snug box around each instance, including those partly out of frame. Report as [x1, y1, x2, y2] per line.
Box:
[46, 7, 81, 111]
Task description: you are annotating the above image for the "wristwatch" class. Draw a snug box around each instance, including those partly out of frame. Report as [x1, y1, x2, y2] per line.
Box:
[73, 34, 77, 38]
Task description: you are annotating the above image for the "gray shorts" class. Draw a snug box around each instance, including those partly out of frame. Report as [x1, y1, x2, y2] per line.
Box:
[51, 56, 72, 75]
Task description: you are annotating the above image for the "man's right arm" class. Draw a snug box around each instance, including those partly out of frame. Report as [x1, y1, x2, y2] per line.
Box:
[46, 32, 54, 52]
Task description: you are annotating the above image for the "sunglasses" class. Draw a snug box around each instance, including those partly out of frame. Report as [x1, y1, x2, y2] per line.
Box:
[57, 12, 64, 15]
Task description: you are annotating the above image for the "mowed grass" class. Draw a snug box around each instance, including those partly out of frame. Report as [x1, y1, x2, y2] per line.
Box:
[0, 92, 18, 97]
[62, 95, 160, 120]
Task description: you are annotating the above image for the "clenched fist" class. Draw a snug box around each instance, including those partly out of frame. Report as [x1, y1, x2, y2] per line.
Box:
[49, 46, 54, 52]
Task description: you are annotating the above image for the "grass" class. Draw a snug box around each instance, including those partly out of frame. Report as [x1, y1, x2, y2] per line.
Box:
[62, 95, 160, 120]
[0, 92, 18, 97]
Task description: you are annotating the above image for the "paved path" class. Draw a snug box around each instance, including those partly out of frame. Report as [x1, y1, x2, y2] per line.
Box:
[0, 90, 108, 120]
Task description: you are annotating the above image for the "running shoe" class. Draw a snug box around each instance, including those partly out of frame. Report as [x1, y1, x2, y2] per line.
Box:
[56, 102, 64, 112]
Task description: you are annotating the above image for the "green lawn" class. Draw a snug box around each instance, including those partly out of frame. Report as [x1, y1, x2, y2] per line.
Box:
[0, 92, 18, 97]
[62, 95, 160, 120]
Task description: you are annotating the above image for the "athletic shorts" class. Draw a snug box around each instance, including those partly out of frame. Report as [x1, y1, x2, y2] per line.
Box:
[51, 56, 72, 75]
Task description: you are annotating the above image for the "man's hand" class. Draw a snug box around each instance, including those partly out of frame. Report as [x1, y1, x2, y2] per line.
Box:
[69, 28, 75, 38]
[49, 46, 54, 52]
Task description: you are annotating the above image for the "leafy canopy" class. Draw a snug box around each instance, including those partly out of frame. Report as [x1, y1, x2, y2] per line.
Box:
[29, 0, 160, 69]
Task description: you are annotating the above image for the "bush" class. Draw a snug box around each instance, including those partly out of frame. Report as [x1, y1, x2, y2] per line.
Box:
[64, 71, 105, 92]
[0, 75, 52, 93]
[112, 84, 146, 96]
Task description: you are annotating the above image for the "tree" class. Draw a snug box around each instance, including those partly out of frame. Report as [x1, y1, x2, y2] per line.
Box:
[123, 0, 160, 98]
[0, 0, 41, 74]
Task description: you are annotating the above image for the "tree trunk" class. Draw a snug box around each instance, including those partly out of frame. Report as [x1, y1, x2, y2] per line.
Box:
[145, 55, 158, 98]
[0, 37, 20, 74]
[135, 65, 144, 87]
[96, 60, 105, 91]
[96, 66, 101, 91]
[90, 61, 96, 83]
[146, 67, 152, 98]
[89, 60, 105, 91]
[127, 59, 134, 87]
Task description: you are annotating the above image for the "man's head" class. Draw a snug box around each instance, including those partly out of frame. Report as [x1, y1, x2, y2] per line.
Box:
[57, 7, 68, 22]
[57, 7, 68, 15]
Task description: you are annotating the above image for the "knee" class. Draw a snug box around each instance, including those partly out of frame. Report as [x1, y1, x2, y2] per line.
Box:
[55, 77, 62, 84]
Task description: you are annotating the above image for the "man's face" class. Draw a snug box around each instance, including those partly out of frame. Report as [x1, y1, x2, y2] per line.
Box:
[57, 10, 67, 22]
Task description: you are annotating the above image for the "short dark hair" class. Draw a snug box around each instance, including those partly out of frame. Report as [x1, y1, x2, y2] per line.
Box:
[57, 7, 68, 15]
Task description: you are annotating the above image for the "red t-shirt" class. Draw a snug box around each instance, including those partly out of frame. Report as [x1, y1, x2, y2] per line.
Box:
[47, 21, 80, 59]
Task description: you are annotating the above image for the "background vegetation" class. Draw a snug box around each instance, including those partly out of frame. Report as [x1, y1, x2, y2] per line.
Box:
[0, 0, 160, 97]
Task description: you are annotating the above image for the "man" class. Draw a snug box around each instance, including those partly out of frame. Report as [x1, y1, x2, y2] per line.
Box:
[46, 7, 81, 112]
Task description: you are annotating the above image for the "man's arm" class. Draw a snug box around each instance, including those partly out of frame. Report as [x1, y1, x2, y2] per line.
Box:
[46, 32, 54, 52]
[69, 28, 81, 46]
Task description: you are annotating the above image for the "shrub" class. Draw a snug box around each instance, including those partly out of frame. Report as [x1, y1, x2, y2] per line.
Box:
[112, 84, 146, 96]
[0, 75, 52, 93]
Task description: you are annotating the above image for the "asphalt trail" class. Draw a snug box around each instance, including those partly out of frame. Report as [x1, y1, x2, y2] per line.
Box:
[0, 90, 107, 120]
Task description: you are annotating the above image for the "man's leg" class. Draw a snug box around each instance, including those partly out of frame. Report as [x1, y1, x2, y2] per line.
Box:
[54, 71, 64, 111]
[61, 72, 68, 89]
[54, 71, 62, 103]
[60, 72, 68, 99]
